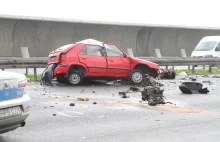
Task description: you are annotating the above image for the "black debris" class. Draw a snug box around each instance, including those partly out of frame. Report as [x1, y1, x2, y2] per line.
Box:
[118, 92, 130, 98]
[179, 82, 210, 94]
[198, 88, 210, 94]
[92, 91, 96, 93]
[190, 77, 197, 81]
[67, 96, 70, 97]
[203, 80, 211, 84]
[202, 75, 209, 78]
[53, 114, 56, 116]
[70, 103, 75, 106]
[93, 102, 97, 105]
[212, 75, 220, 78]
[141, 86, 165, 106]
[50, 106, 54, 107]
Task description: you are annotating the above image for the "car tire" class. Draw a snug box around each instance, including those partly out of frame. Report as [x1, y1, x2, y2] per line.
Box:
[67, 71, 83, 85]
[129, 70, 144, 85]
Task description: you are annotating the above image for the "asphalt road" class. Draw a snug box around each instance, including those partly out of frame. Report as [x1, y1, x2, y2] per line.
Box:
[1, 76, 220, 142]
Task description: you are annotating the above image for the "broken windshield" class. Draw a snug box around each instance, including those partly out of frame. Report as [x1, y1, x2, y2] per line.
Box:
[194, 41, 217, 51]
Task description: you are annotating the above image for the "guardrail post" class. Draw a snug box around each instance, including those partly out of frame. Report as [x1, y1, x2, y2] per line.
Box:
[172, 66, 174, 70]
[26, 68, 28, 75]
[188, 65, 190, 70]
[203, 65, 205, 69]
[34, 68, 37, 81]
[192, 65, 195, 74]
[209, 65, 212, 73]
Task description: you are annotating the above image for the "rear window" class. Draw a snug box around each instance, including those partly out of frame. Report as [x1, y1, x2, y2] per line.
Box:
[56, 44, 75, 51]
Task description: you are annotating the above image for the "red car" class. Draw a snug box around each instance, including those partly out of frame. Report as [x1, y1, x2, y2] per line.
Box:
[47, 39, 159, 85]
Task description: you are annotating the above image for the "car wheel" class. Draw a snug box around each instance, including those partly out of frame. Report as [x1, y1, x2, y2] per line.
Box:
[67, 71, 83, 85]
[129, 70, 144, 85]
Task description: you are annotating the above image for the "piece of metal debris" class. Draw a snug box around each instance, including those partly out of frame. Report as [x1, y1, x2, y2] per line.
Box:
[93, 102, 97, 105]
[141, 86, 165, 106]
[179, 82, 209, 94]
[70, 103, 75, 106]
[212, 75, 220, 78]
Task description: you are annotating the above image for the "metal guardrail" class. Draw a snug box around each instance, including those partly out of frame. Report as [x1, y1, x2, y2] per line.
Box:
[0, 57, 220, 81]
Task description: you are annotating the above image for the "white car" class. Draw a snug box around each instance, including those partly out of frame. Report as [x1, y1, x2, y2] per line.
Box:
[0, 69, 31, 134]
[191, 36, 220, 58]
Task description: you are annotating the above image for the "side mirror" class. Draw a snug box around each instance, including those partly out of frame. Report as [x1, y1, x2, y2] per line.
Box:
[124, 53, 128, 58]
[215, 47, 220, 51]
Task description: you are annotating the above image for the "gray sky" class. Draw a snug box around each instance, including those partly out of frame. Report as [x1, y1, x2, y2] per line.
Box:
[0, 0, 219, 28]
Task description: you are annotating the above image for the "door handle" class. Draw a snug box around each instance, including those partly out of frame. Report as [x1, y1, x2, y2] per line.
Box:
[109, 60, 114, 62]
[82, 58, 86, 60]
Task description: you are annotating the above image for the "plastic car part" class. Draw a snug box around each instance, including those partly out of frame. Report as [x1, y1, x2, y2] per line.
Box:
[41, 64, 56, 85]
[179, 82, 209, 94]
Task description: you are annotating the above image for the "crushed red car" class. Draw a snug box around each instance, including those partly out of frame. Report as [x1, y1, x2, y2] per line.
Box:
[44, 39, 159, 85]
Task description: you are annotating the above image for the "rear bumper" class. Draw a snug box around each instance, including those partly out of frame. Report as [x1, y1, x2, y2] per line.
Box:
[0, 94, 31, 134]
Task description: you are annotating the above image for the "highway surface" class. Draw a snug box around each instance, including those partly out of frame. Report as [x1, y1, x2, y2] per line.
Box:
[1, 76, 220, 142]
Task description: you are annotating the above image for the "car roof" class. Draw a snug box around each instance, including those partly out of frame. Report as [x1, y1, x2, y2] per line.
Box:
[76, 39, 104, 46]
[201, 36, 220, 42]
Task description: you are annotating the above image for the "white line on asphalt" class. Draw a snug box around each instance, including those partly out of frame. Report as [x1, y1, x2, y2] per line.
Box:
[57, 112, 80, 118]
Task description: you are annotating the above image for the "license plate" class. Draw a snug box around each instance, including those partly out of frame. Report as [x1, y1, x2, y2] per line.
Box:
[0, 106, 22, 120]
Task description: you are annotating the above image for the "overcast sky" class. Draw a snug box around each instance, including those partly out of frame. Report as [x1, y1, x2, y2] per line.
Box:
[0, 0, 219, 28]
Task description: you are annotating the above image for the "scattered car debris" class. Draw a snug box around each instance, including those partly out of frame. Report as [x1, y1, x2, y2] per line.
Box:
[70, 103, 75, 106]
[92, 91, 96, 93]
[203, 80, 212, 84]
[77, 97, 89, 101]
[53, 114, 56, 116]
[93, 102, 97, 105]
[176, 72, 189, 80]
[159, 68, 176, 79]
[189, 77, 197, 81]
[212, 75, 220, 78]
[179, 82, 209, 94]
[118, 92, 130, 98]
[141, 86, 165, 106]
[202, 75, 209, 78]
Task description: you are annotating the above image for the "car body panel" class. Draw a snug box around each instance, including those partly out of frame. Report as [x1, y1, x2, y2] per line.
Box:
[0, 70, 31, 134]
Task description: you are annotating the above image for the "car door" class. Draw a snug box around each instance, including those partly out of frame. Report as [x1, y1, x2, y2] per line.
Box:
[104, 43, 130, 77]
[78, 44, 107, 74]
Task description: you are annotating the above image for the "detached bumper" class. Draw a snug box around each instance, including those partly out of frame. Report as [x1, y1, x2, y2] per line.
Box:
[0, 94, 31, 134]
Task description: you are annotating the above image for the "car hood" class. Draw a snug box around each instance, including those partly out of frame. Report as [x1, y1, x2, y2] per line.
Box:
[130, 57, 159, 69]
[0, 70, 26, 80]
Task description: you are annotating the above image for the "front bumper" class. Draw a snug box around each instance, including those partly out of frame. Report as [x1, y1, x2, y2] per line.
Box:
[0, 94, 31, 134]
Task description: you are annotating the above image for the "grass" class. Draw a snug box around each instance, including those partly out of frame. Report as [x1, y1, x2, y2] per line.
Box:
[175, 68, 220, 75]
[25, 74, 42, 82]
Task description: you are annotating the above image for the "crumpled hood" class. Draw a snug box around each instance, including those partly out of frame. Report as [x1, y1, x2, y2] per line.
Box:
[130, 57, 159, 70]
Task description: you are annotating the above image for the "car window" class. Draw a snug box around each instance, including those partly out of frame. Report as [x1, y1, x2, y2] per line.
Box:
[86, 45, 102, 56]
[104, 44, 124, 57]
[80, 46, 86, 55]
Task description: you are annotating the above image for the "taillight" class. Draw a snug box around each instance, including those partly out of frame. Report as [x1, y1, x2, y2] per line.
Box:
[18, 80, 27, 88]
[60, 53, 66, 59]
